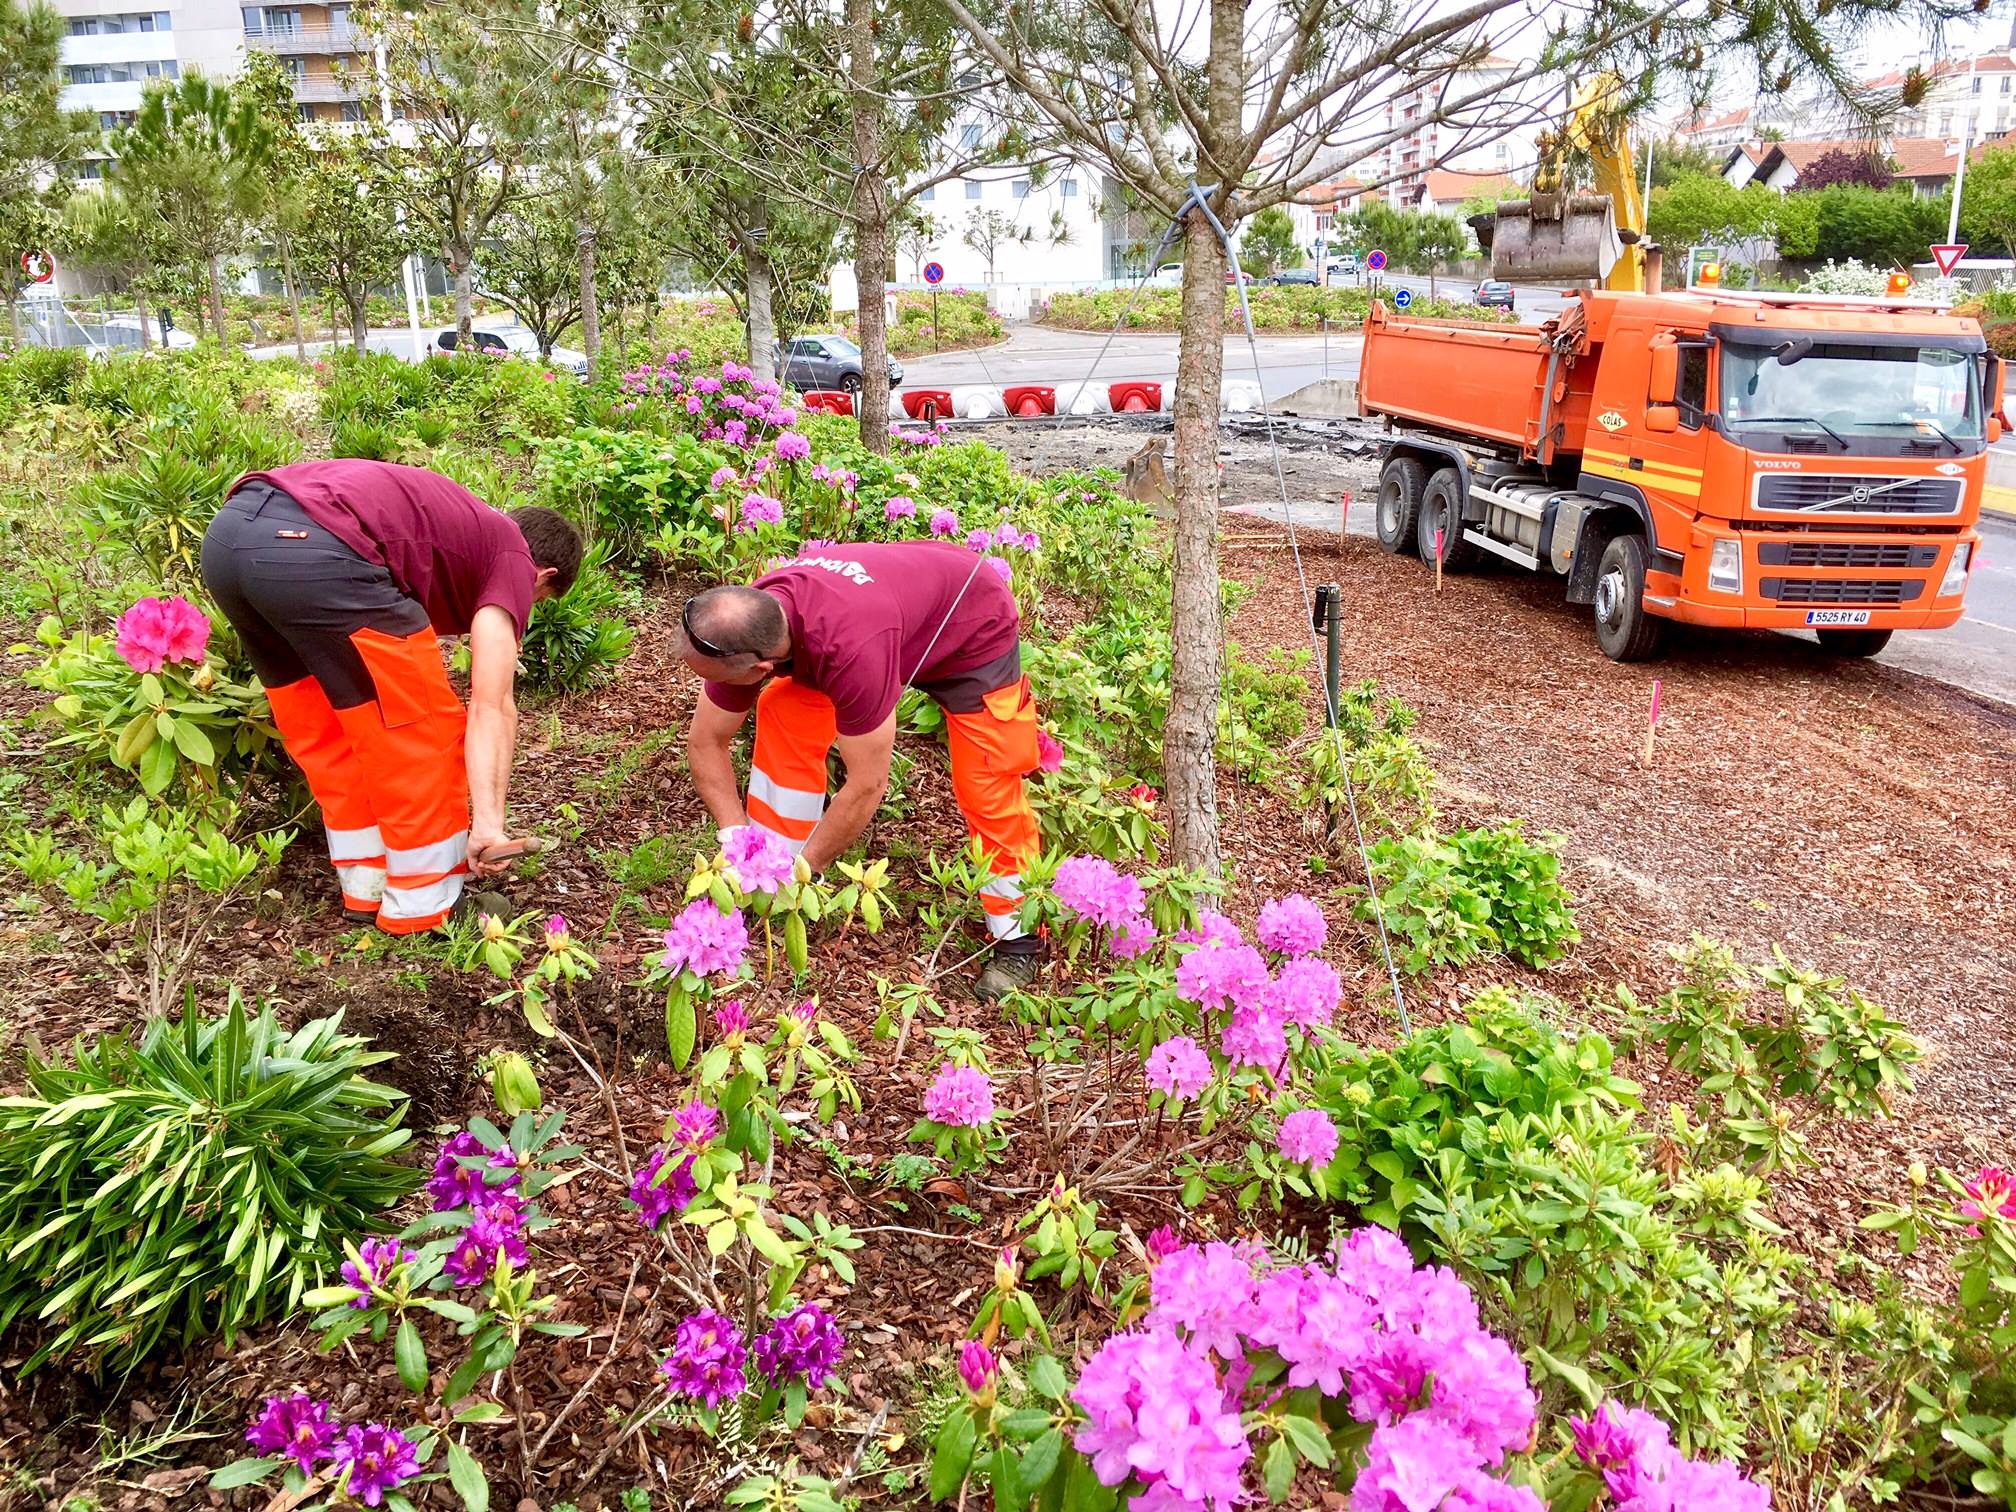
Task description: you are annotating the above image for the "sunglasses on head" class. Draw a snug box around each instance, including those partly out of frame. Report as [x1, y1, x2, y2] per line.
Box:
[682, 598, 733, 660]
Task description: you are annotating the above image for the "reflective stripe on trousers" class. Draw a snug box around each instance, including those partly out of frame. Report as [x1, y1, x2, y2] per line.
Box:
[326, 823, 386, 912]
[747, 678, 836, 850]
[382, 830, 469, 933]
[979, 874, 1026, 941]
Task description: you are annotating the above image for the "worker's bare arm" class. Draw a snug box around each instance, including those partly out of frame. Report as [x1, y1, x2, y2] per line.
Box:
[689, 691, 753, 833]
[800, 714, 896, 873]
[465, 605, 520, 877]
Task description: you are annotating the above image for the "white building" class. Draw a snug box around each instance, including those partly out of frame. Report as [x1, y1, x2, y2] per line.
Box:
[54, 0, 369, 132]
[1363, 56, 1542, 210]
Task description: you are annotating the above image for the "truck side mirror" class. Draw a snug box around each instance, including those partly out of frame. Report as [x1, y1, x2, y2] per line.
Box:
[1991, 416, 2005, 444]
[1648, 336, 1678, 405]
[1645, 405, 1680, 434]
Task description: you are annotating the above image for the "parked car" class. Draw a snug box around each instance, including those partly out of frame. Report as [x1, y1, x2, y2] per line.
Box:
[1149, 263, 1185, 288]
[1337, 253, 1361, 277]
[775, 334, 903, 394]
[434, 323, 589, 376]
[1474, 279, 1515, 310]
[1224, 266, 1251, 286]
[95, 316, 196, 354]
[1266, 268, 1319, 287]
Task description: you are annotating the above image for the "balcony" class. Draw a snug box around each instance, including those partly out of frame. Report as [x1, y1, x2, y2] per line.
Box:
[245, 22, 360, 54]
[288, 73, 364, 102]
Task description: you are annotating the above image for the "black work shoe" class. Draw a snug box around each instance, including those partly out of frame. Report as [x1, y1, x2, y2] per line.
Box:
[342, 906, 380, 926]
[974, 949, 1043, 1002]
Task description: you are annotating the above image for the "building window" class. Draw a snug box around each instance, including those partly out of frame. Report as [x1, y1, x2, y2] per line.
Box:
[67, 18, 97, 34]
[339, 100, 364, 122]
[1011, 178, 1029, 198]
[960, 124, 981, 151]
[918, 183, 933, 201]
[296, 103, 315, 120]
[1973, 75, 1984, 93]
[965, 179, 982, 200]
[282, 56, 305, 77]
[1061, 178, 1078, 196]
[1938, 113, 1953, 135]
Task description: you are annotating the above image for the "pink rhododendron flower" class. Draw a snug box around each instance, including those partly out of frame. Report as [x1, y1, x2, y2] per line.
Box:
[330, 1423, 421, 1508]
[115, 595, 210, 673]
[1175, 941, 1269, 1013]
[1278, 1108, 1339, 1166]
[1266, 956, 1342, 1030]
[885, 495, 917, 520]
[924, 1062, 995, 1127]
[1257, 893, 1327, 957]
[773, 431, 811, 462]
[1220, 1002, 1289, 1071]
[671, 1098, 721, 1149]
[661, 899, 748, 978]
[1036, 729, 1064, 773]
[1145, 1224, 1182, 1262]
[709, 465, 739, 490]
[1073, 1325, 1250, 1504]
[714, 999, 749, 1038]
[1962, 1166, 2016, 1230]
[986, 557, 1012, 582]
[1108, 913, 1159, 959]
[1053, 856, 1145, 930]
[722, 825, 794, 894]
[1147, 1240, 1261, 1358]
[1176, 909, 1244, 948]
[1126, 783, 1157, 811]
[247, 1392, 338, 1473]
[1145, 1035, 1213, 1099]
[930, 507, 959, 536]
[737, 493, 783, 531]
[966, 527, 994, 551]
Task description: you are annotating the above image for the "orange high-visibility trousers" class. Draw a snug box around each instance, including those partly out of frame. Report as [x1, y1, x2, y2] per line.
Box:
[748, 672, 1041, 942]
[201, 482, 470, 933]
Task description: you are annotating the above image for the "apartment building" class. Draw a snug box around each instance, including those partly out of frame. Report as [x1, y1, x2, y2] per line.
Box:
[1362, 56, 1542, 210]
[53, 0, 368, 130]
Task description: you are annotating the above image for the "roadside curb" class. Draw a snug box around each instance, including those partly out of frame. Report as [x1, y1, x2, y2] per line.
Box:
[1982, 484, 2016, 520]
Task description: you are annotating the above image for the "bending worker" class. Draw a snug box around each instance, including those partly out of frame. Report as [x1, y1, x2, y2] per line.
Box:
[200, 459, 583, 933]
[677, 540, 1043, 999]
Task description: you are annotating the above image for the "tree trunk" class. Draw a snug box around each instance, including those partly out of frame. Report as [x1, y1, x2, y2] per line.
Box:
[453, 252, 474, 346]
[278, 231, 306, 360]
[205, 255, 230, 349]
[576, 217, 600, 381]
[744, 208, 777, 385]
[846, 0, 891, 453]
[349, 290, 368, 353]
[1165, 210, 1227, 876]
[133, 281, 152, 350]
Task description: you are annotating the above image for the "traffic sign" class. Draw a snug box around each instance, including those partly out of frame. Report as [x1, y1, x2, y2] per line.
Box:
[922, 261, 945, 285]
[19, 250, 53, 284]
[1394, 288, 1413, 309]
[1930, 243, 1968, 276]
[1366, 248, 1388, 272]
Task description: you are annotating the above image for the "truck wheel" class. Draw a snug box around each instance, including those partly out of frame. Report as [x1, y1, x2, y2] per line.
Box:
[1592, 534, 1665, 662]
[1814, 628, 1893, 658]
[1375, 457, 1427, 556]
[1417, 468, 1480, 570]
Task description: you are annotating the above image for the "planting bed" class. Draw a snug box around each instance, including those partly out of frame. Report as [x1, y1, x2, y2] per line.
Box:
[1, 346, 2013, 1512]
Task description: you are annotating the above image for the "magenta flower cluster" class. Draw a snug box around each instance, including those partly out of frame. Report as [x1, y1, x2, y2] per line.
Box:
[114, 594, 210, 674]
[751, 1303, 845, 1389]
[1276, 1108, 1339, 1166]
[661, 899, 749, 978]
[629, 1146, 699, 1229]
[738, 493, 785, 532]
[444, 1196, 530, 1286]
[1570, 1402, 1770, 1511]
[1074, 1230, 1547, 1512]
[617, 352, 797, 449]
[930, 507, 959, 536]
[774, 430, 812, 463]
[1257, 893, 1327, 957]
[723, 825, 795, 894]
[245, 1396, 419, 1507]
[923, 1061, 996, 1127]
[1055, 855, 1146, 931]
[1145, 1035, 1213, 1100]
[340, 1237, 413, 1307]
[661, 1309, 748, 1409]
[672, 1098, 721, 1150]
[426, 1130, 521, 1212]
[885, 494, 917, 521]
[246, 1391, 339, 1473]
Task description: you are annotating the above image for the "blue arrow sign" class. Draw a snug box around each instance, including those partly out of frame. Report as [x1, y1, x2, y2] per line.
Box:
[1394, 288, 1413, 309]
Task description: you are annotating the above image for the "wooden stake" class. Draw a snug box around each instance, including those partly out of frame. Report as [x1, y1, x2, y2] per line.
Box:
[1433, 525, 1444, 593]
[1641, 677, 1663, 766]
[1340, 489, 1352, 541]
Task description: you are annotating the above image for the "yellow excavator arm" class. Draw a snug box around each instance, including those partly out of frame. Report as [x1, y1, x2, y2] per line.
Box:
[1488, 74, 1647, 292]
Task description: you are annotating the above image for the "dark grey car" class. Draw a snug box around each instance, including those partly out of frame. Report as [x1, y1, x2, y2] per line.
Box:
[776, 335, 903, 394]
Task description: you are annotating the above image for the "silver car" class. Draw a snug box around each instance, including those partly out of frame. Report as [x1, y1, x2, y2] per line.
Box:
[434, 323, 589, 376]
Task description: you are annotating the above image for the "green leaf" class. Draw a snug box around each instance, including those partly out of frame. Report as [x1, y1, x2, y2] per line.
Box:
[1263, 1435, 1295, 1501]
[1279, 1413, 1334, 1466]
[988, 1446, 1021, 1512]
[522, 992, 557, 1038]
[1532, 1345, 1600, 1408]
[395, 1318, 428, 1394]
[170, 717, 216, 766]
[209, 1456, 281, 1489]
[1021, 1429, 1064, 1491]
[666, 990, 697, 1070]
[1029, 1354, 1070, 1401]
[1961, 1266, 1991, 1309]
[1062, 1449, 1118, 1511]
[445, 1439, 489, 1512]
[929, 1408, 978, 1501]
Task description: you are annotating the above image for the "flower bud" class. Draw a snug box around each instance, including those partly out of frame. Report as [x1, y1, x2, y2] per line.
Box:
[1909, 1161, 1928, 1188]
[994, 1245, 1019, 1293]
[481, 912, 508, 942]
[492, 1052, 542, 1116]
[792, 854, 814, 885]
[544, 913, 570, 953]
[957, 1340, 998, 1398]
[190, 663, 216, 692]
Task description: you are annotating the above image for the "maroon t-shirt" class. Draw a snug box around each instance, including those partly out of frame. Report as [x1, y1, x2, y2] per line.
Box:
[705, 542, 1019, 736]
[236, 460, 537, 638]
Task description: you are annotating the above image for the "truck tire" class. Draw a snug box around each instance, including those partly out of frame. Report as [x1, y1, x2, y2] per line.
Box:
[1814, 628, 1893, 658]
[1592, 534, 1665, 662]
[1375, 457, 1427, 556]
[1417, 468, 1480, 570]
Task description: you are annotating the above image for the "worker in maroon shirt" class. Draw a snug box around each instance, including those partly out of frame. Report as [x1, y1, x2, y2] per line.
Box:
[200, 460, 584, 933]
[677, 541, 1043, 998]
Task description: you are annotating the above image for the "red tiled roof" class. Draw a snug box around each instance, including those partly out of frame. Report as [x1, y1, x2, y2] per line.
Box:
[1414, 169, 1519, 203]
[1679, 105, 1752, 134]
[1889, 135, 1992, 178]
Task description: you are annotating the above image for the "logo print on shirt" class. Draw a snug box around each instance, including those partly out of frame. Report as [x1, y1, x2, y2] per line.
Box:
[787, 555, 875, 585]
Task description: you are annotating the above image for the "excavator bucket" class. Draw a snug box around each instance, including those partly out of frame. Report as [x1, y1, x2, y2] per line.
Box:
[1489, 192, 1623, 283]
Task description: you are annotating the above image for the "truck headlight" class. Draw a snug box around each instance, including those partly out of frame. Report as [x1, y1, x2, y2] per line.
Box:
[1707, 538, 1743, 594]
[1939, 542, 1973, 598]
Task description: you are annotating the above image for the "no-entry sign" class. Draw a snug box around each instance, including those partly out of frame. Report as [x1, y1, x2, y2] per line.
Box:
[922, 261, 945, 285]
[1930, 243, 1968, 276]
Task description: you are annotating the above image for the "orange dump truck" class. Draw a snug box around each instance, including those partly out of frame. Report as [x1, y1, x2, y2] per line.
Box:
[1357, 287, 1997, 660]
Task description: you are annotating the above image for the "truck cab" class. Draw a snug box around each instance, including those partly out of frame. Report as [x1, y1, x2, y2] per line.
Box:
[1358, 288, 1994, 660]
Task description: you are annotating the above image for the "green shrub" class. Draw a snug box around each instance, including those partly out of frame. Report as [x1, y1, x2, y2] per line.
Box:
[1039, 283, 1508, 332]
[517, 541, 640, 694]
[1364, 821, 1578, 974]
[0, 997, 419, 1376]
[0, 345, 89, 409]
[535, 426, 725, 564]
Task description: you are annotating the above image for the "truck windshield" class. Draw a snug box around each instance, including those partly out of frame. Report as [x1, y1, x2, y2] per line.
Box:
[1720, 342, 1982, 441]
